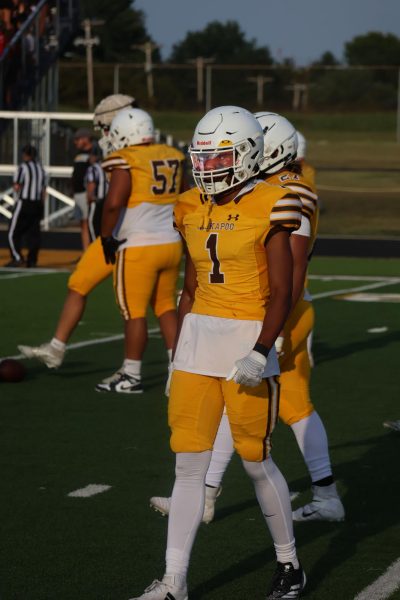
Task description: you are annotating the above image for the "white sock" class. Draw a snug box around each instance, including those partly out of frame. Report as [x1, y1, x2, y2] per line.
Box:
[51, 337, 66, 351]
[274, 540, 299, 567]
[167, 348, 173, 363]
[290, 411, 332, 483]
[122, 359, 141, 378]
[166, 451, 212, 578]
[242, 457, 298, 568]
[205, 413, 234, 488]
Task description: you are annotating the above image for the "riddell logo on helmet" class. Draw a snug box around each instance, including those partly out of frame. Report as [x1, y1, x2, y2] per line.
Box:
[196, 140, 212, 145]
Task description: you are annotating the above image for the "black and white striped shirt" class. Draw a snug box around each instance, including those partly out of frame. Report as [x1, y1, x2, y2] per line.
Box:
[13, 160, 46, 201]
[85, 162, 108, 200]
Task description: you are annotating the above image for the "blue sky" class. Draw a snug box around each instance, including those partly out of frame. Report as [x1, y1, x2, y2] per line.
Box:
[134, 0, 400, 65]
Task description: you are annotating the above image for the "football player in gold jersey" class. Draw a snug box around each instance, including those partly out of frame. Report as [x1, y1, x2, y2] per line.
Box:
[295, 130, 315, 188]
[97, 108, 186, 393]
[206, 115, 343, 523]
[17, 94, 140, 370]
[150, 115, 344, 528]
[132, 106, 305, 600]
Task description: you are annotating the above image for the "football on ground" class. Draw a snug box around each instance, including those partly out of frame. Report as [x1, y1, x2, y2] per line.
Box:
[0, 359, 26, 382]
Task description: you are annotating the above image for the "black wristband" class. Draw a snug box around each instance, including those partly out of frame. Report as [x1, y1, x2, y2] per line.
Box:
[253, 342, 270, 358]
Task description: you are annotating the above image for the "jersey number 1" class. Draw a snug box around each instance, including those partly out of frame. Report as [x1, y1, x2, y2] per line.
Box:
[206, 233, 224, 283]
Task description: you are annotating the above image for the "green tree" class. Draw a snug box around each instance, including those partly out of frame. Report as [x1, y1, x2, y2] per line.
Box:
[77, 0, 158, 63]
[169, 20, 273, 65]
[312, 51, 339, 67]
[345, 32, 400, 66]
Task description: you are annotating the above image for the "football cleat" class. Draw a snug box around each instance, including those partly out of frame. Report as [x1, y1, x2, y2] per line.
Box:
[266, 562, 306, 599]
[95, 371, 143, 393]
[383, 420, 400, 432]
[150, 486, 222, 524]
[100, 368, 125, 385]
[18, 342, 64, 369]
[129, 574, 188, 600]
[4, 259, 25, 268]
[292, 484, 345, 522]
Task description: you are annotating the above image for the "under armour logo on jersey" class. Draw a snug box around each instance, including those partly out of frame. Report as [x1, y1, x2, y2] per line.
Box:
[227, 214, 239, 221]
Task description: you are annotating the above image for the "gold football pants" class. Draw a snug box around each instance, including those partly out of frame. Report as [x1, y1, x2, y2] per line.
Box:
[279, 299, 315, 426]
[68, 237, 112, 296]
[113, 241, 182, 319]
[169, 370, 279, 462]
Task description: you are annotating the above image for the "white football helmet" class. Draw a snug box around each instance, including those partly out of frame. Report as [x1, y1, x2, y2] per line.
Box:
[109, 108, 155, 151]
[190, 105, 264, 195]
[254, 112, 298, 174]
[93, 94, 138, 131]
[94, 94, 138, 155]
[296, 131, 307, 160]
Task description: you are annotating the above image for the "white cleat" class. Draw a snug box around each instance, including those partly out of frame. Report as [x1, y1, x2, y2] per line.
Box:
[203, 485, 222, 523]
[150, 486, 222, 524]
[18, 342, 64, 369]
[129, 574, 188, 600]
[95, 370, 143, 393]
[383, 420, 400, 432]
[100, 369, 124, 385]
[149, 496, 171, 517]
[292, 484, 345, 522]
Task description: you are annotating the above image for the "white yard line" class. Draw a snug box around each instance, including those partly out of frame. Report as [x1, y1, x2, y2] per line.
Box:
[2, 327, 160, 361]
[0, 267, 69, 277]
[354, 557, 400, 600]
[308, 275, 400, 282]
[312, 279, 400, 300]
[68, 484, 111, 498]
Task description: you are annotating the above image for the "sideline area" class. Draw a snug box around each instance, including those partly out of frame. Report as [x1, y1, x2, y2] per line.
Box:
[0, 248, 82, 270]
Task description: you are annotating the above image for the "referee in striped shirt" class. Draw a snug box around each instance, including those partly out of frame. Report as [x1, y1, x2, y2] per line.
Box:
[6, 144, 46, 268]
[85, 144, 108, 242]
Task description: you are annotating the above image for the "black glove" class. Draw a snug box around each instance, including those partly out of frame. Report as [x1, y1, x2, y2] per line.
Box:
[101, 236, 126, 265]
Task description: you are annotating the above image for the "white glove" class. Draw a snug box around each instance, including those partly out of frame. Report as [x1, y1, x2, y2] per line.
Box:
[226, 350, 267, 387]
[165, 362, 174, 397]
[275, 335, 285, 357]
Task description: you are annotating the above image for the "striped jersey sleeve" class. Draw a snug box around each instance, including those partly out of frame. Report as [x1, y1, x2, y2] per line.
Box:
[284, 182, 318, 221]
[101, 154, 130, 172]
[270, 192, 302, 230]
[13, 164, 25, 184]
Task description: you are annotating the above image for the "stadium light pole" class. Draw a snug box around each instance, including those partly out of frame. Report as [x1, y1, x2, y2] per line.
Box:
[247, 75, 273, 106]
[74, 19, 104, 110]
[132, 41, 159, 99]
[205, 64, 213, 112]
[187, 57, 215, 104]
[285, 83, 309, 110]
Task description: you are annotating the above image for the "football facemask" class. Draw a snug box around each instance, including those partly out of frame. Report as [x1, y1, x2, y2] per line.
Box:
[190, 106, 263, 195]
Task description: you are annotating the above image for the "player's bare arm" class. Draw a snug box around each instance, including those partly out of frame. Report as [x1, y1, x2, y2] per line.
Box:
[101, 168, 131, 237]
[290, 232, 309, 310]
[172, 246, 197, 359]
[256, 229, 293, 351]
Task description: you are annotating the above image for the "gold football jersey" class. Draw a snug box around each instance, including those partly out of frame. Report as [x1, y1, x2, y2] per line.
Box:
[300, 161, 316, 189]
[266, 169, 319, 257]
[174, 180, 302, 320]
[102, 144, 185, 208]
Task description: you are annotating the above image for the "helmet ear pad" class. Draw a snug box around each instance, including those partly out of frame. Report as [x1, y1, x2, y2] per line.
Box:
[254, 112, 298, 174]
[190, 106, 264, 195]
